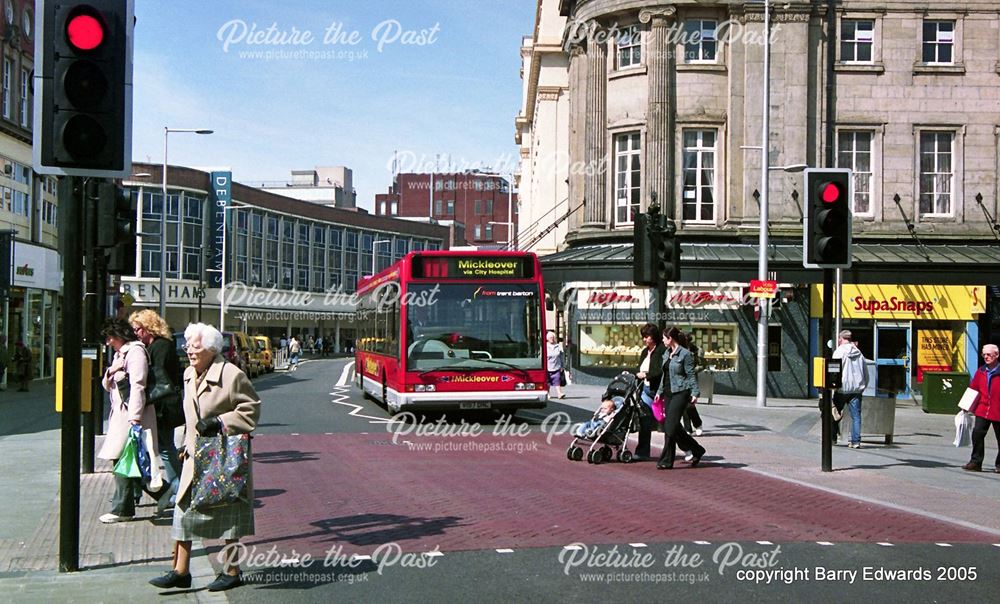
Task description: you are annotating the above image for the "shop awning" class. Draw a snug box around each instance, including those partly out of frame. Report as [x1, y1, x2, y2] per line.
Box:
[539, 241, 1000, 293]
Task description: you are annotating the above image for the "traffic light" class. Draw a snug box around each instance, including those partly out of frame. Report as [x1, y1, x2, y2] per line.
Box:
[803, 168, 852, 269]
[632, 213, 655, 286]
[34, 0, 134, 177]
[650, 219, 681, 283]
[97, 181, 136, 275]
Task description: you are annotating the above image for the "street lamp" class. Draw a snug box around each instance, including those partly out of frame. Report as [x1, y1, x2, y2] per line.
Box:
[372, 239, 391, 275]
[161, 127, 213, 319]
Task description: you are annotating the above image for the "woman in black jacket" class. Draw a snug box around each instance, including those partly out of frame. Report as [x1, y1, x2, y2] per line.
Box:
[130, 309, 184, 513]
[634, 323, 665, 460]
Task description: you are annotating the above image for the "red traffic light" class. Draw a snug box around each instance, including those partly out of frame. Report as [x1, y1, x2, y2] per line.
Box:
[66, 12, 106, 51]
[820, 182, 842, 204]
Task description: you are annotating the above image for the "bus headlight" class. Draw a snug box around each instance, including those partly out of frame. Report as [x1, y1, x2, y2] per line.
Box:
[415, 384, 436, 392]
[515, 383, 536, 390]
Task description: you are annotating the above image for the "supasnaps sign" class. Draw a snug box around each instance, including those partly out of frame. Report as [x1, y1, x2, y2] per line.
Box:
[811, 284, 986, 320]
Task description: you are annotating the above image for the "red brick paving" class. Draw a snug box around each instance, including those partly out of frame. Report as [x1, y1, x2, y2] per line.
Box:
[245, 432, 997, 557]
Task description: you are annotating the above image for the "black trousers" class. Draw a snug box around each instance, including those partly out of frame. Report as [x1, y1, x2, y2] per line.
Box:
[658, 389, 705, 467]
[969, 416, 1000, 467]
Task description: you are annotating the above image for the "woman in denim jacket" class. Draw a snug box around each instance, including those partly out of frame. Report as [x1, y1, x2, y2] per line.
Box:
[653, 327, 706, 469]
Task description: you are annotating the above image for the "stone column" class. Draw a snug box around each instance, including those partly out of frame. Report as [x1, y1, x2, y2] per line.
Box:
[583, 27, 608, 227]
[567, 43, 586, 231]
[640, 7, 677, 217]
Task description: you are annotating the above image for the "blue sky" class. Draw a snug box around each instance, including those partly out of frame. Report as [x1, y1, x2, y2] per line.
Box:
[131, 1, 534, 210]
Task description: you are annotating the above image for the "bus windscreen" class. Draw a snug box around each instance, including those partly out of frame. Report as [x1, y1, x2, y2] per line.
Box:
[405, 283, 542, 372]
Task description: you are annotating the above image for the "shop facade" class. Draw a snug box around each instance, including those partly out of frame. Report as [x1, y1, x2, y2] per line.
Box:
[564, 281, 811, 398]
[810, 284, 986, 399]
[2, 241, 62, 384]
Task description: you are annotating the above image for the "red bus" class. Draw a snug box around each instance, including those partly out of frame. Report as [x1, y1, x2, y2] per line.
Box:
[355, 250, 549, 414]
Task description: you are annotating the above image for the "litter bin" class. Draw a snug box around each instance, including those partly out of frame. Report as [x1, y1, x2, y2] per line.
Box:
[859, 395, 896, 444]
[921, 371, 970, 414]
[697, 371, 715, 405]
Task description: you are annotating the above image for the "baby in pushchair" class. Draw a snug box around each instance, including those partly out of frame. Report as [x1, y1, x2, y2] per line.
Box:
[575, 396, 624, 439]
[566, 371, 643, 464]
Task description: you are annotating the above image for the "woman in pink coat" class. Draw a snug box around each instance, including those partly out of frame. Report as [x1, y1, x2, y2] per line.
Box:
[97, 317, 161, 523]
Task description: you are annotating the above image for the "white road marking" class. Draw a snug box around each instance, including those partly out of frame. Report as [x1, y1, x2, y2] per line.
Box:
[816, 542, 834, 546]
[877, 542, 894, 547]
[495, 549, 514, 554]
[628, 543, 647, 548]
[336, 362, 355, 386]
[694, 541, 711, 545]
[330, 385, 391, 424]
[756, 541, 773, 545]
[423, 551, 444, 557]
[935, 543, 952, 547]
[562, 545, 584, 551]
[351, 555, 372, 561]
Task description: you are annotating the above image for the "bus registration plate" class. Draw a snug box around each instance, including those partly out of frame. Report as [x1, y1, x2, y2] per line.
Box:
[460, 402, 492, 410]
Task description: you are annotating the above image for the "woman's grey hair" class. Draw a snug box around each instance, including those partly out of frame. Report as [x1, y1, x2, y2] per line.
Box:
[184, 322, 224, 353]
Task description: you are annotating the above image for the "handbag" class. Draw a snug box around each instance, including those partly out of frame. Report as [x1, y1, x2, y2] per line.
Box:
[113, 432, 142, 478]
[651, 395, 665, 423]
[190, 433, 251, 510]
[189, 362, 251, 510]
[559, 369, 567, 387]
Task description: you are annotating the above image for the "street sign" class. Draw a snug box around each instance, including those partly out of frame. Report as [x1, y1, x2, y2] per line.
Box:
[749, 279, 778, 298]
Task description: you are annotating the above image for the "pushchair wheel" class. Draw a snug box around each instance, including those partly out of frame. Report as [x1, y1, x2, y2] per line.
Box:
[567, 446, 583, 461]
[601, 447, 613, 462]
[619, 449, 634, 464]
[587, 450, 599, 464]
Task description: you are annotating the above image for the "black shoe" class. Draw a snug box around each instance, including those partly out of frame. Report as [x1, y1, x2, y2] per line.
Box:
[632, 455, 651, 462]
[207, 572, 243, 592]
[962, 462, 982, 472]
[656, 462, 673, 470]
[149, 570, 192, 589]
[689, 456, 702, 467]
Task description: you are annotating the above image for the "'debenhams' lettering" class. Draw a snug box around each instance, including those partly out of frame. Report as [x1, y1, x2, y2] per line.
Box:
[854, 296, 934, 316]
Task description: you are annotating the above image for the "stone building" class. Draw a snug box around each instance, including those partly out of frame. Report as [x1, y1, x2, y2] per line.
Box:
[532, 0, 1000, 397]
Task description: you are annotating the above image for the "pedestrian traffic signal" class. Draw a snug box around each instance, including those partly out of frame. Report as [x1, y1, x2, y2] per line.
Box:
[97, 181, 137, 274]
[650, 220, 681, 283]
[803, 168, 852, 268]
[34, 0, 134, 177]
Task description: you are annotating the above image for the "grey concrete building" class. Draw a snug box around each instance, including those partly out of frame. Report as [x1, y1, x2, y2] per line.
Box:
[539, 1, 1000, 397]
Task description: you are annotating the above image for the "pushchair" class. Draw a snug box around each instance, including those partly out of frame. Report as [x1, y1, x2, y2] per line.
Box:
[566, 371, 645, 464]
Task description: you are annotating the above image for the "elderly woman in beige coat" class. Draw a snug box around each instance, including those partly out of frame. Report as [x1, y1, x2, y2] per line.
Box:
[150, 322, 260, 593]
[97, 317, 161, 523]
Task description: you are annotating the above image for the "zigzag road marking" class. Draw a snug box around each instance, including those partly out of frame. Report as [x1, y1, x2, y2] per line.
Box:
[336, 361, 355, 386]
[330, 384, 391, 424]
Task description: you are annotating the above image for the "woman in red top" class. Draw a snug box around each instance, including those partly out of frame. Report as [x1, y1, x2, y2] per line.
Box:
[962, 343, 1000, 473]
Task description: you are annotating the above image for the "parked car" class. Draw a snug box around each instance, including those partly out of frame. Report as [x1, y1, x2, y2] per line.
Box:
[231, 331, 259, 377]
[254, 335, 274, 373]
[175, 331, 248, 376]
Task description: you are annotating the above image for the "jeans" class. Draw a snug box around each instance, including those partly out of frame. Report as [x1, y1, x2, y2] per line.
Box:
[157, 422, 181, 507]
[835, 392, 863, 444]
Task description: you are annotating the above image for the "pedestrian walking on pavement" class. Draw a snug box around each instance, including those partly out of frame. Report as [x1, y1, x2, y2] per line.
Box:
[654, 327, 706, 469]
[97, 317, 161, 524]
[682, 335, 705, 437]
[150, 322, 261, 592]
[289, 336, 301, 371]
[12, 340, 32, 391]
[833, 330, 869, 449]
[962, 343, 1000, 473]
[130, 309, 184, 514]
[546, 330, 566, 399]
[634, 323, 665, 461]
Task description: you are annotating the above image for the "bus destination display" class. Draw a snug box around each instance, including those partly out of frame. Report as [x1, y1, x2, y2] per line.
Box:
[413, 256, 534, 279]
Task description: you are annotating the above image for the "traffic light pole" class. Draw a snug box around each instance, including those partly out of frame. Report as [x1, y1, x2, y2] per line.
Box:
[59, 177, 84, 572]
[821, 267, 834, 472]
[81, 180, 98, 475]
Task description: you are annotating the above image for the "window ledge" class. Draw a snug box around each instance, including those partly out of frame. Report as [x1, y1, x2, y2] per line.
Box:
[609, 65, 647, 80]
[912, 63, 965, 75]
[835, 62, 885, 74]
[677, 63, 727, 73]
[917, 215, 957, 223]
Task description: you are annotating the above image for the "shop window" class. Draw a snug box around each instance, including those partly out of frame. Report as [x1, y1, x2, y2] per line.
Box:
[579, 323, 643, 369]
[686, 324, 738, 372]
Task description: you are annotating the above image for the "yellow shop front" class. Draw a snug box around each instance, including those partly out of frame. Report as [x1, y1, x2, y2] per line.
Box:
[811, 284, 986, 399]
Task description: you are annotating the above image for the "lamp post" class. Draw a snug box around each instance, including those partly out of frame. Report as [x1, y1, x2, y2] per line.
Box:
[161, 127, 213, 319]
[372, 239, 391, 275]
